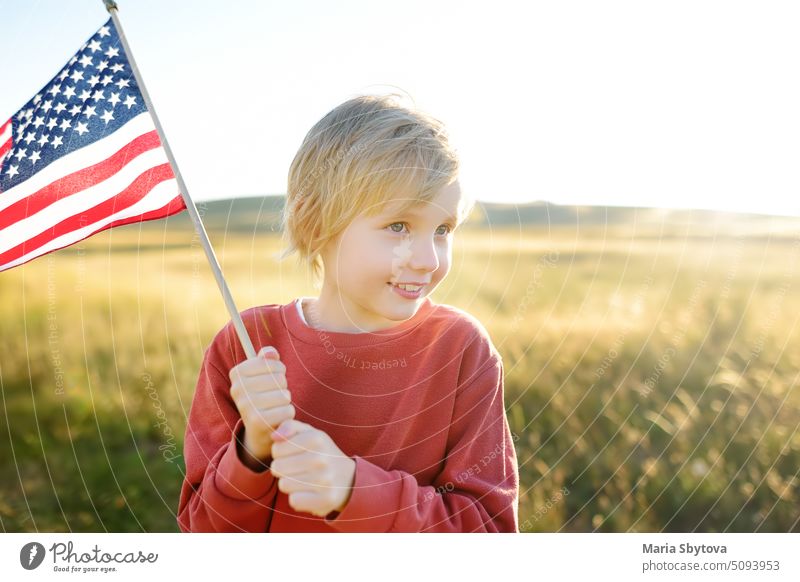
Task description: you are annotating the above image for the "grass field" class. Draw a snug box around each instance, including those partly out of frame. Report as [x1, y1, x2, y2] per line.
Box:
[1, 210, 798, 532]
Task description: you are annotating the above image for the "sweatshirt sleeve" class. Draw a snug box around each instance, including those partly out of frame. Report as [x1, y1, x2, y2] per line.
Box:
[177, 325, 279, 532]
[323, 357, 519, 533]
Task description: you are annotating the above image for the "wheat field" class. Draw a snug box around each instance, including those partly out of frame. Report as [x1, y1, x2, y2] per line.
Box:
[1, 211, 798, 532]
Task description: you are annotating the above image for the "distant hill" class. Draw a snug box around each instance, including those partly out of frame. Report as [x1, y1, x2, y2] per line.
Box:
[151, 195, 800, 236]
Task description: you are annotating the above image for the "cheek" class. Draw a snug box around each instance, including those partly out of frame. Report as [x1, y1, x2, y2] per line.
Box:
[336, 237, 392, 281]
[434, 246, 452, 279]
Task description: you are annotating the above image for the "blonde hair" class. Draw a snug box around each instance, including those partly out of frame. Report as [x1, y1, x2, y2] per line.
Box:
[279, 93, 464, 282]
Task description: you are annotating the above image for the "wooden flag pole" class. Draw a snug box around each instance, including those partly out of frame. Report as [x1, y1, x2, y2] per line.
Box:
[102, 0, 257, 359]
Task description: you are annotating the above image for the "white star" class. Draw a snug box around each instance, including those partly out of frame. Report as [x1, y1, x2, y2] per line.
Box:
[29, 150, 41, 165]
[100, 110, 115, 124]
[97, 60, 109, 72]
[51, 135, 64, 149]
[6, 164, 19, 178]
[101, 75, 113, 86]
[48, 84, 61, 96]
[83, 105, 97, 119]
[69, 55, 78, 65]
[42, 100, 53, 112]
[53, 102, 67, 114]
[32, 116, 45, 128]
[14, 148, 27, 160]
[104, 46, 119, 58]
[60, 119, 72, 131]
[59, 69, 70, 81]
[79, 90, 92, 102]
[74, 122, 89, 136]
[115, 78, 130, 90]
[98, 26, 110, 37]
[79, 54, 93, 68]
[23, 132, 35, 144]
[108, 92, 121, 107]
[46, 118, 58, 130]
[33, 94, 42, 104]
[89, 75, 100, 86]
[63, 85, 76, 99]
[70, 70, 84, 82]
[69, 104, 82, 116]
[88, 40, 102, 53]
[24, 109, 33, 120]
[92, 90, 105, 101]
[123, 95, 137, 109]
[110, 63, 124, 73]
[37, 134, 49, 146]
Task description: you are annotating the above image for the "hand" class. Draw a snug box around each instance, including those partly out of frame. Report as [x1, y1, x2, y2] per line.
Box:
[269, 420, 356, 518]
[228, 346, 295, 464]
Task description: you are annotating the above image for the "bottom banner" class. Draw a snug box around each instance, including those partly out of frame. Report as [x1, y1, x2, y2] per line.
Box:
[1, 533, 796, 581]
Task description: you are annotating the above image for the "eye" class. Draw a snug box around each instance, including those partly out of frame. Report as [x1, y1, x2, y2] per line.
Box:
[385, 222, 453, 236]
[387, 222, 408, 234]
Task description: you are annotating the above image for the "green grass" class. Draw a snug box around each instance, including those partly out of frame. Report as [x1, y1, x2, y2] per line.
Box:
[1, 216, 798, 532]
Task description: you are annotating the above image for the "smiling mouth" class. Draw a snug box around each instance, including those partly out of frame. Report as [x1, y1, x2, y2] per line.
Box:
[388, 282, 426, 292]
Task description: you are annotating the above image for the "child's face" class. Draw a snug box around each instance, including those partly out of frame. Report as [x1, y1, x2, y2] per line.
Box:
[318, 179, 462, 332]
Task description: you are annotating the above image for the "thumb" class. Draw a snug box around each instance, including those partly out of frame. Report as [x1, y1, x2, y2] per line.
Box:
[271, 419, 309, 442]
[258, 345, 280, 360]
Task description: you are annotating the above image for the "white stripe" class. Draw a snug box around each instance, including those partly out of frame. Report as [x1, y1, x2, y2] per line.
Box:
[0, 146, 169, 253]
[0, 112, 155, 213]
[0, 179, 180, 272]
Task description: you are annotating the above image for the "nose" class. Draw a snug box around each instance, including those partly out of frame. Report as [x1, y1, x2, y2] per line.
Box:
[406, 233, 440, 273]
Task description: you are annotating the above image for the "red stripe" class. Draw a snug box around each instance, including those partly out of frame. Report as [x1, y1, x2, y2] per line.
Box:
[0, 138, 11, 160]
[0, 131, 162, 230]
[0, 119, 13, 163]
[0, 163, 176, 266]
[0, 194, 185, 273]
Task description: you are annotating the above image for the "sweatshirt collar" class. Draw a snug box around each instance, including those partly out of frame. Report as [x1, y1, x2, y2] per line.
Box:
[281, 297, 435, 348]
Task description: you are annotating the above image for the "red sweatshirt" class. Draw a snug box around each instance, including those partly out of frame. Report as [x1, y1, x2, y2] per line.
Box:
[177, 297, 519, 532]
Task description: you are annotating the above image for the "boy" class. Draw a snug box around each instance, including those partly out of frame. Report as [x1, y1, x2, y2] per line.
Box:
[177, 94, 519, 532]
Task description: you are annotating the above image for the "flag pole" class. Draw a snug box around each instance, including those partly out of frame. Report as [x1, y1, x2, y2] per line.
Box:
[101, 0, 257, 359]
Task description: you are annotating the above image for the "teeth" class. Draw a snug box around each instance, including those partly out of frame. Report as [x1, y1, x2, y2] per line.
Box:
[397, 284, 422, 291]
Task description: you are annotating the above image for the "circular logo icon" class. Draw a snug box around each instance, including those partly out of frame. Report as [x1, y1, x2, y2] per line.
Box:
[20, 542, 46, 570]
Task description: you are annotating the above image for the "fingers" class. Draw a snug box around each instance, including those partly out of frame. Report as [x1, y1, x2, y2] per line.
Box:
[229, 353, 286, 383]
[271, 419, 314, 442]
[270, 452, 325, 477]
[233, 385, 291, 409]
[242, 404, 295, 429]
[287, 492, 329, 517]
[276, 472, 328, 495]
[230, 375, 288, 403]
[270, 423, 321, 457]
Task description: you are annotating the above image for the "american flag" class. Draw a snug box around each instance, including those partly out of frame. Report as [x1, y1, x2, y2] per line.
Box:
[0, 18, 185, 272]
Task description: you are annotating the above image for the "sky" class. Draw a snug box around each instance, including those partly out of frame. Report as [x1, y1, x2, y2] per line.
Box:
[1, 0, 798, 216]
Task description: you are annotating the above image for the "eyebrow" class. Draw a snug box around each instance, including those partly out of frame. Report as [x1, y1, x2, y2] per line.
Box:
[388, 208, 459, 224]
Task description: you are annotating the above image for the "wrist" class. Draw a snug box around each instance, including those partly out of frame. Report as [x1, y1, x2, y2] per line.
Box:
[236, 435, 272, 472]
[334, 457, 356, 512]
